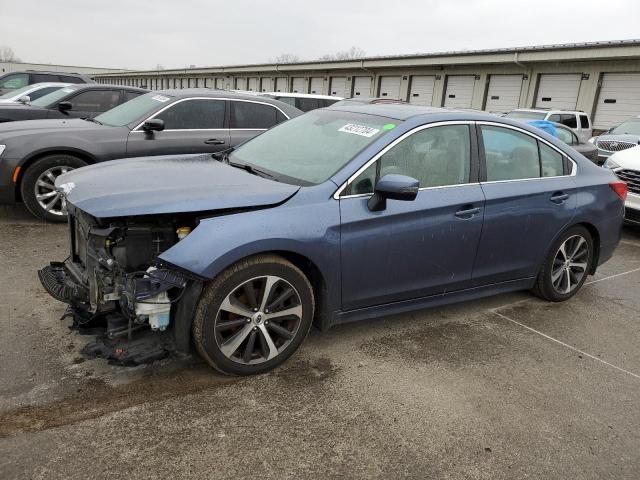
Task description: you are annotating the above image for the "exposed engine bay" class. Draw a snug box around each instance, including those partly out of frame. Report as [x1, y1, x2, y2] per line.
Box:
[38, 204, 201, 365]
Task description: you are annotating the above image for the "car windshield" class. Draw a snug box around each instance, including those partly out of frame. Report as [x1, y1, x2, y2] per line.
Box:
[95, 92, 173, 127]
[505, 111, 547, 121]
[229, 109, 399, 185]
[0, 84, 34, 99]
[31, 86, 79, 107]
[609, 119, 640, 135]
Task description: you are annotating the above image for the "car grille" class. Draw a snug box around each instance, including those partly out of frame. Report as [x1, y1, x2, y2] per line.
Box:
[615, 169, 640, 195]
[596, 140, 637, 152]
[626, 208, 640, 224]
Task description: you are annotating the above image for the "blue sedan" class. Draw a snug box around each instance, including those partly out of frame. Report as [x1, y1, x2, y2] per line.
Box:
[40, 104, 627, 375]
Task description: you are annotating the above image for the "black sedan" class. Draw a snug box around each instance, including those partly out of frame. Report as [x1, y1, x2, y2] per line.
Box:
[0, 89, 302, 221]
[0, 84, 148, 123]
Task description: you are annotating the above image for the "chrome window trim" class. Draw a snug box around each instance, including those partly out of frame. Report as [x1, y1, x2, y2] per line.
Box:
[132, 97, 290, 132]
[333, 121, 474, 200]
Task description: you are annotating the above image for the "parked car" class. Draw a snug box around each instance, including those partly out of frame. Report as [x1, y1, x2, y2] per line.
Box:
[38, 105, 625, 375]
[258, 92, 343, 112]
[0, 84, 147, 123]
[0, 82, 71, 104]
[0, 89, 301, 221]
[589, 115, 640, 164]
[505, 109, 593, 143]
[527, 120, 599, 163]
[603, 145, 640, 226]
[0, 70, 93, 95]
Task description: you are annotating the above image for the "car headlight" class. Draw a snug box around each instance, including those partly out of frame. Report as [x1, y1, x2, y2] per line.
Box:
[603, 157, 621, 169]
[588, 136, 597, 144]
[0, 145, 5, 156]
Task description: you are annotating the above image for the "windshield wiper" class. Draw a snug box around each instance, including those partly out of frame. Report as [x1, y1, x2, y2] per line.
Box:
[84, 117, 102, 125]
[228, 160, 276, 180]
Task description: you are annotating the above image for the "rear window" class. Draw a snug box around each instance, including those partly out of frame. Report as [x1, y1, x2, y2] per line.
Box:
[579, 114, 590, 129]
[230, 101, 280, 129]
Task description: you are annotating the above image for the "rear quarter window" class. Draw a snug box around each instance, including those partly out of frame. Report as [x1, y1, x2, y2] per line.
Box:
[231, 101, 279, 129]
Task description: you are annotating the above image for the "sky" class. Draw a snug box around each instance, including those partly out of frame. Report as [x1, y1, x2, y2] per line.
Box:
[1, 0, 639, 70]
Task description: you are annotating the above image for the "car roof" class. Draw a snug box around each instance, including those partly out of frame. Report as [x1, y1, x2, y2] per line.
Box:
[154, 88, 303, 113]
[511, 108, 586, 115]
[327, 103, 505, 121]
[60, 84, 147, 92]
[261, 92, 342, 100]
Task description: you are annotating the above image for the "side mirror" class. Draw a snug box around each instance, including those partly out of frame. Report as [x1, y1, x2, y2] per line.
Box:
[142, 118, 165, 132]
[58, 101, 72, 112]
[367, 174, 419, 212]
[18, 95, 31, 104]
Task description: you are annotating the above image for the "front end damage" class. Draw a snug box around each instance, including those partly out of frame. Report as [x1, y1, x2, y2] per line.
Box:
[38, 205, 202, 365]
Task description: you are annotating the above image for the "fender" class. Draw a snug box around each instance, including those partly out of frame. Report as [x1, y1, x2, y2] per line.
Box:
[159, 197, 342, 313]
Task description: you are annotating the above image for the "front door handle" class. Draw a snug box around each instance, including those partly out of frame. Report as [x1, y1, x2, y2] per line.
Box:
[455, 206, 481, 219]
[550, 192, 569, 204]
[204, 138, 226, 145]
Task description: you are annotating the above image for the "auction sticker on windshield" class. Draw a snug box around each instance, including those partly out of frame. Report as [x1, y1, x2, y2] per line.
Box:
[338, 124, 380, 137]
[152, 95, 171, 102]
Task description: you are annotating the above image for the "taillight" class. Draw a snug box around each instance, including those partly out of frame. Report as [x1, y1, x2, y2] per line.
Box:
[609, 181, 628, 201]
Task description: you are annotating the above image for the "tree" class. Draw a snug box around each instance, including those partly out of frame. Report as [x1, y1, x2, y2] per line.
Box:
[0, 46, 20, 62]
[273, 53, 300, 64]
[318, 46, 365, 61]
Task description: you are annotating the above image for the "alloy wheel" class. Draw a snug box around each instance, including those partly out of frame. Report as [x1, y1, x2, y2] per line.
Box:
[214, 275, 303, 365]
[34, 166, 74, 216]
[551, 235, 589, 294]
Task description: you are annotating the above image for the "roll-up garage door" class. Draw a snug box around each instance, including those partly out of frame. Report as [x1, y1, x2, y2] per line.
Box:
[248, 77, 259, 91]
[352, 76, 372, 97]
[291, 77, 305, 93]
[378, 76, 402, 99]
[535, 74, 581, 110]
[408, 76, 435, 105]
[235, 77, 247, 90]
[260, 77, 273, 92]
[275, 77, 288, 92]
[329, 77, 347, 97]
[484, 74, 524, 113]
[444, 75, 476, 108]
[309, 77, 325, 95]
[215, 77, 225, 89]
[593, 73, 640, 130]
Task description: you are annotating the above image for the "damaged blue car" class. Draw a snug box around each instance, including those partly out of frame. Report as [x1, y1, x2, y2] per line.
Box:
[39, 104, 626, 375]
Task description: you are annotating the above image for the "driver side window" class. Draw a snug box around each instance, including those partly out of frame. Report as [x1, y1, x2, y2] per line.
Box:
[344, 124, 472, 196]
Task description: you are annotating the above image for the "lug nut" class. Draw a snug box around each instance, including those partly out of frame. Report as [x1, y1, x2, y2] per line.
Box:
[265, 320, 269, 325]
[265, 309, 269, 313]
[253, 327, 257, 331]
[253, 308, 258, 312]
[246, 318, 251, 323]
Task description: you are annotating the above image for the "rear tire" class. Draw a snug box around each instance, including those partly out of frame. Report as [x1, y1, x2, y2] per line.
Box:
[193, 254, 315, 375]
[532, 225, 593, 302]
[21, 154, 88, 222]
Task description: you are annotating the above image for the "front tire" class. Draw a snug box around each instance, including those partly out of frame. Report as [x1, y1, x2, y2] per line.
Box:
[193, 254, 315, 375]
[532, 225, 593, 302]
[21, 154, 88, 222]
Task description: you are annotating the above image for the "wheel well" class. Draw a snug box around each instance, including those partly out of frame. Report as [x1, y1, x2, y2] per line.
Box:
[14, 150, 93, 202]
[576, 222, 600, 275]
[270, 251, 328, 329]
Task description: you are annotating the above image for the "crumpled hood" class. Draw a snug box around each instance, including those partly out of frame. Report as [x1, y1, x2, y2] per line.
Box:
[56, 154, 300, 218]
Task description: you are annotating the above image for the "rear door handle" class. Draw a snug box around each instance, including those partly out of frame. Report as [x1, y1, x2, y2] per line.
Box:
[204, 138, 226, 145]
[550, 192, 569, 204]
[455, 207, 481, 219]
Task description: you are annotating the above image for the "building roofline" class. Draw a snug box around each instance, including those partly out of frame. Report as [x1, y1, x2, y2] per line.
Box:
[94, 39, 640, 77]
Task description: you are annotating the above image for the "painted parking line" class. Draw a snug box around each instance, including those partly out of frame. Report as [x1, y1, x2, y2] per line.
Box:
[584, 267, 640, 286]
[491, 310, 640, 381]
[621, 239, 640, 248]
